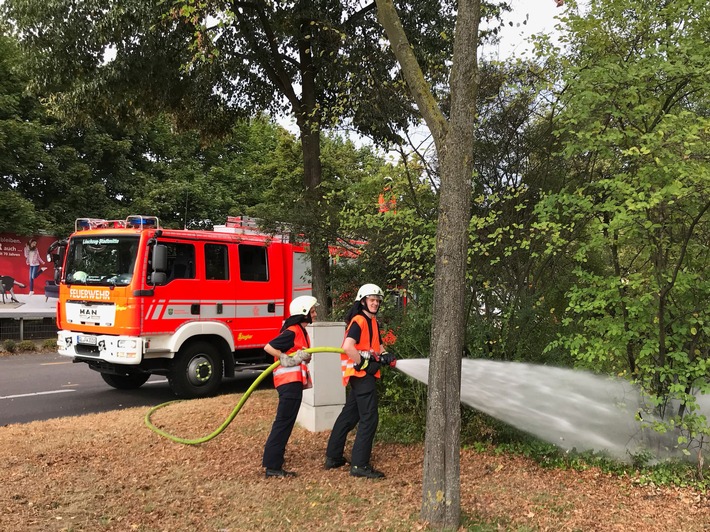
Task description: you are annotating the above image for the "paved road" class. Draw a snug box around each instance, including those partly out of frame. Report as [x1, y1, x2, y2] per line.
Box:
[0, 352, 272, 426]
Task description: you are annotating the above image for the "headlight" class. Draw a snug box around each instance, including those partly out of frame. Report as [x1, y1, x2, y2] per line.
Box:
[117, 339, 137, 349]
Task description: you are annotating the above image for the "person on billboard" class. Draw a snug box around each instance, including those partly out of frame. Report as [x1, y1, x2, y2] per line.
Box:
[0, 276, 24, 303]
[23, 238, 47, 295]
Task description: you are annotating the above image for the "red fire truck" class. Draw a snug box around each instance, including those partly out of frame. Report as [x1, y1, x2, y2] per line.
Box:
[54, 215, 311, 398]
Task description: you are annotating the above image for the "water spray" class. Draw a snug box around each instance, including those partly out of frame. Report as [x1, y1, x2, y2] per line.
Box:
[395, 358, 702, 463]
[145, 346, 345, 445]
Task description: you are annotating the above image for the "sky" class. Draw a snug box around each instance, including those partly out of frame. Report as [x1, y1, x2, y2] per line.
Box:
[487, 0, 567, 59]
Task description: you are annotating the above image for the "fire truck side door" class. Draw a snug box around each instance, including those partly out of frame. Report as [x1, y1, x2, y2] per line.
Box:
[199, 242, 236, 324]
[141, 241, 199, 337]
[233, 243, 285, 348]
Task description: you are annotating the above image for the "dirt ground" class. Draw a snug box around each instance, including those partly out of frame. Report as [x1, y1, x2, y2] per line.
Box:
[2, 390, 710, 531]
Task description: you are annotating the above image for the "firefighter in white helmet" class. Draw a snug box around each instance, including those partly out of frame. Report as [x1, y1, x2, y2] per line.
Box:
[325, 283, 396, 479]
[262, 295, 318, 478]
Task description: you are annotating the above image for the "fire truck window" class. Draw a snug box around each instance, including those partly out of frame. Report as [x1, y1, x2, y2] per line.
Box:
[239, 245, 268, 282]
[166, 243, 195, 281]
[205, 244, 229, 280]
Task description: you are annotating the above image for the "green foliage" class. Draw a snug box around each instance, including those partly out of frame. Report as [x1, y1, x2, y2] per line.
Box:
[2, 339, 17, 353]
[41, 338, 57, 350]
[336, 163, 439, 289]
[383, 397, 710, 490]
[373, 295, 432, 445]
[448, 60, 577, 366]
[3, 0, 708, 483]
[635, 460, 710, 490]
[376, 410, 426, 445]
[383, 288, 434, 358]
[0, 33, 49, 233]
[0, 190, 46, 234]
[335, 60, 579, 368]
[0, 32, 310, 235]
[537, 0, 710, 449]
[2, 0, 460, 316]
[379, 362, 428, 412]
[432, 404, 710, 489]
[16, 340, 36, 352]
[128, 115, 286, 230]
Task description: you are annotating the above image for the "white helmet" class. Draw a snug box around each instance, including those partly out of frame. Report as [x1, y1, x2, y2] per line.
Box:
[355, 283, 384, 301]
[289, 295, 318, 317]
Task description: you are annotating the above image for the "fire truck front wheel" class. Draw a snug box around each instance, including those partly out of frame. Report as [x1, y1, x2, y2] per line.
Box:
[101, 372, 151, 390]
[169, 341, 223, 398]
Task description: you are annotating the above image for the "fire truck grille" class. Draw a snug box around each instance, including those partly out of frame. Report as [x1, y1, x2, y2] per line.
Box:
[75, 344, 100, 356]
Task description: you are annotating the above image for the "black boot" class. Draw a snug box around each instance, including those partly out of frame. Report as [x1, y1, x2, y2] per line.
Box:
[350, 464, 385, 479]
[324, 456, 347, 469]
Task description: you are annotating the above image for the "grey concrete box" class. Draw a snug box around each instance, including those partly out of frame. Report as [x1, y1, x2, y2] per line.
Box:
[297, 321, 346, 431]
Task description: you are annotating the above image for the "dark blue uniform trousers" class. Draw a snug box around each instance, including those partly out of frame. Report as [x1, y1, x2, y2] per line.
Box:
[326, 373, 379, 468]
[262, 381, 303, 470]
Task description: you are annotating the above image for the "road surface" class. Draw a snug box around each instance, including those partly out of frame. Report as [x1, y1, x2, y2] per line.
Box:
[0, 352, 271, 426]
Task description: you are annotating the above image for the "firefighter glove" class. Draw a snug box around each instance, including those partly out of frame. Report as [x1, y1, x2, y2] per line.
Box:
[353, 358, 368, 372]
[293, 350, 312, 364]
[279, 353, 300, 367]
[380, 351, 397, 367]
[364, 359, 381, 375]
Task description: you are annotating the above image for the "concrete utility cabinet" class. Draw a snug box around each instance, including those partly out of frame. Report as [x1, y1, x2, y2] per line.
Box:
[297, 321, 346, 432]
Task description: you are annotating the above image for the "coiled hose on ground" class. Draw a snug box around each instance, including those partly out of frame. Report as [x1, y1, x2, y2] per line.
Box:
[144, 346, 345, 445]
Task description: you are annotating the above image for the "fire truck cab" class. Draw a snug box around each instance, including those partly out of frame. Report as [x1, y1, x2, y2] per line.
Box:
[55, 215, 311, 398]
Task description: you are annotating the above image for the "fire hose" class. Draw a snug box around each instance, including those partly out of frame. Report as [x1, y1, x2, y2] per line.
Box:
[144, 346, 345, 445]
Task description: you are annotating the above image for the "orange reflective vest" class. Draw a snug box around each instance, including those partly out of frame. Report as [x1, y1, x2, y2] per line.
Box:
[272, 324, 312, 389]
[341, 313, 381, 386]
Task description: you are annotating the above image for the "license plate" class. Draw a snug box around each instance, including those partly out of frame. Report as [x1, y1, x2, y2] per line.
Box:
[77, 335, 98, 345]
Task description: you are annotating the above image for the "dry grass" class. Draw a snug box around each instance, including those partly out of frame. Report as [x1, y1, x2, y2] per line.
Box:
[3, 390, 710, 531]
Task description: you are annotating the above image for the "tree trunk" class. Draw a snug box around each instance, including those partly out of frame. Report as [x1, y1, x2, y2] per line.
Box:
[299, 125, 330, 316]
[297, 32, 330, 316]
[376, 0, 480, 528]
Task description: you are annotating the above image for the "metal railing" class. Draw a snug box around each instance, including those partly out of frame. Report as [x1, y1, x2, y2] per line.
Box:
[0, 317, 57, 341]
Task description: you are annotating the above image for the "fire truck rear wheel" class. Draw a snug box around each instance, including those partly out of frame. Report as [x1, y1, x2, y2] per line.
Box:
[169, 341, 223, 398]
[100, 372, 151, 390]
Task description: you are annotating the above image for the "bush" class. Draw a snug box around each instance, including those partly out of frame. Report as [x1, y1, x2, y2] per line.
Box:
[17, 340, 36, 352]
[377, 410, 426, 444]
[2, 339, 17, 353]
[42, 338, 57, 351]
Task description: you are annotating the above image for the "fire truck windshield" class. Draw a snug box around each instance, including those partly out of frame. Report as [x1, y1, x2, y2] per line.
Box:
[64, 236, 140, 286]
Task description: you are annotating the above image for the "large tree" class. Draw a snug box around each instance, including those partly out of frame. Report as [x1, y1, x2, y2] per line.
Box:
[374, 0, 567, 526]
[4, 0, 453, 314]
[375, 0, 481, 527]
[0, 29, 48, 233]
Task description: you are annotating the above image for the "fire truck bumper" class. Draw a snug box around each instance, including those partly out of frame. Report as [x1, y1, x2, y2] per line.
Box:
[57, 331, 144, 364]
